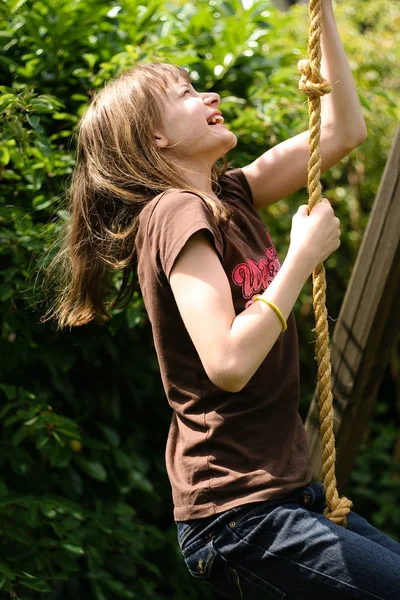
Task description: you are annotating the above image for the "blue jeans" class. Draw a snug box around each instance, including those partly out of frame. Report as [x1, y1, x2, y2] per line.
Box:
[175, 483, 400, 599]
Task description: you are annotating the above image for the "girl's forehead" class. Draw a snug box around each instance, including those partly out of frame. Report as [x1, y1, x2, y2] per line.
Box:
[167, 76, 189, 90]
[163, 79, 192, 102]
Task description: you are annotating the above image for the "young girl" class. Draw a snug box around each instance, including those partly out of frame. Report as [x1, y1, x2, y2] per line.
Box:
[47, 1, 400, 598]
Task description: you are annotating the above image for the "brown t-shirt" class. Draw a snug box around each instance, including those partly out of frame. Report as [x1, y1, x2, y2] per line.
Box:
[135, 168, 313, 521]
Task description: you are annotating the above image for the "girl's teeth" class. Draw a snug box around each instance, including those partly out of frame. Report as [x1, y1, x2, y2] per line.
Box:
[209, 115, 224, 125]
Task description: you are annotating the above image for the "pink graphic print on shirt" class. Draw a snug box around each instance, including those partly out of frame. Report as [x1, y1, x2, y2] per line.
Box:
[232, 229, 281, 309]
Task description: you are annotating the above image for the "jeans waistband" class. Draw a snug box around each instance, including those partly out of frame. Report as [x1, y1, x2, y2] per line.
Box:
[221, 481, 324, 517]
[176, 482, 326, 549]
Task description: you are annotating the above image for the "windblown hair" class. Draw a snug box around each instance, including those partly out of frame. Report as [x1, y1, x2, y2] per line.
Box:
[42, 62, 233, 329]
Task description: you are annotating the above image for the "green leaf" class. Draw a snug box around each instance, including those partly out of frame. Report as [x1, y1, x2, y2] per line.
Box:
[49, 442, 71, 468]
[0, 93, 17, 112]
[25, 503, 38, 527]
[12, 427, 28, 446]
[50, 521, 64, 538]
[115, 503, 136, 518]
[91, 580, 108, 600]
[104, 578, 135, 597]
[40, 503, 57, 519]
[20, 579, 52, 592]
[36, 436, 49, 449]
[61, 544, 85, 556]
[83, 53, 97, 69]
[26, 114, 40, 129]
[0, 286, 14, 301]
[30, 97, 54, 110]
[51, 431, 65, 446]
[0, 483, 8, 498]
[74, 457, 107, 482]
[98, 424, 120, 447]
[0, 386, 16, 402]
[0, 563, 16, 579]
[70, 93, 88, 101]
[0, 145, 10, 166]
[0, 401, 15, 419]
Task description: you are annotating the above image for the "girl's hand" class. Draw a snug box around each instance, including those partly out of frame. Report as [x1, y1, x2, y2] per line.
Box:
[288, 198, 341, 272]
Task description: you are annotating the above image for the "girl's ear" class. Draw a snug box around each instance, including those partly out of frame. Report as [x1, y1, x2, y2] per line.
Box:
[154, 132, 169, 149]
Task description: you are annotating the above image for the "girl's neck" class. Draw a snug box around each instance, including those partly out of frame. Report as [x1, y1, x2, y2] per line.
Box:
[171, 157, 217, 198]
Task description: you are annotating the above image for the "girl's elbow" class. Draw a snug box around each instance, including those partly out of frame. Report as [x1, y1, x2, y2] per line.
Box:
[349, 123, 368, 149]
[356, 123, 368, 145]
[338, 122, 368, 153]
[213, 376, 244, 394]
[210, 361, 245, 394]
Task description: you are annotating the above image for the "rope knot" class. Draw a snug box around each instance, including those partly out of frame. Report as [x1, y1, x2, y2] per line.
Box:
[324, 495, 353, 527]
[298, 59, 332, 98]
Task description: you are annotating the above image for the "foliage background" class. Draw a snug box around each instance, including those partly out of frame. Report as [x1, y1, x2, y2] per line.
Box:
[0, 0, 399, 597]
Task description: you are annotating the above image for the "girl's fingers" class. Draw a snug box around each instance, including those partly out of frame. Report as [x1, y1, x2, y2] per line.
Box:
[297, 204, 309, 216]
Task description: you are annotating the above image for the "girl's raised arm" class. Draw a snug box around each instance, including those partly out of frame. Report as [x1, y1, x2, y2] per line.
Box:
[241, 0, 367, 210]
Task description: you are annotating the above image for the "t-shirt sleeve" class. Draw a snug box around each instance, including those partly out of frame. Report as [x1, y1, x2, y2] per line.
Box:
[218, 167, 254, 207]
[147, 190, 224, 281]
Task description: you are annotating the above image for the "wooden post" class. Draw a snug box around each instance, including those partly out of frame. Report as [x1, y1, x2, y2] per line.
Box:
[305, 125, 400, 491]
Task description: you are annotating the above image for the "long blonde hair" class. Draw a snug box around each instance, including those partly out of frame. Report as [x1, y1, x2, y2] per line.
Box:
[42, 62, 233, 329]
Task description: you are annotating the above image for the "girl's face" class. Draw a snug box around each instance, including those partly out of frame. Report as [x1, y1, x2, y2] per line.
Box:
[154, 77, 237, 164]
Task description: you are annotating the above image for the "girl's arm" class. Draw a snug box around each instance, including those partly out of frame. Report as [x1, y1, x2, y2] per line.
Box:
[170, 230, 308, 393]
[319, 0, 367, 140]
[169, 200, 340, 393]
[241, 0, 367, 210]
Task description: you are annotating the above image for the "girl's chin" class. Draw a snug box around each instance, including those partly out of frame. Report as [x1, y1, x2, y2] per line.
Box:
[224, 132, 238, 148]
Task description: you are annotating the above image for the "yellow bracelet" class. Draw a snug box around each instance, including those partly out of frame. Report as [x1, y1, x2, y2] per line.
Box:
[252, 296, 287, 332]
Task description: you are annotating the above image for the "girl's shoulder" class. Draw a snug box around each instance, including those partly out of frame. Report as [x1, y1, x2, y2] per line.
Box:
[218, 168, 254, 208]
[139, 187, 206, 223]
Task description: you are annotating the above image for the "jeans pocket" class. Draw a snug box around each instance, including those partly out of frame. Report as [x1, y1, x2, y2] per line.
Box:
[234, 500, 269, 528]
[211, 539, 286, 600]
[176, 519, 205, 551]
[183, 537, 218, 580]
[228, 563, 286, 599]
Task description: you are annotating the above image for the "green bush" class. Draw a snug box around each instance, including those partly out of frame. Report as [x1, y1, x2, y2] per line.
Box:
[0, 0, 399, 597]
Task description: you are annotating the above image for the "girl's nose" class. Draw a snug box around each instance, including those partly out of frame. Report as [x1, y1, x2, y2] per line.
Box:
[204, 92, 220, 107]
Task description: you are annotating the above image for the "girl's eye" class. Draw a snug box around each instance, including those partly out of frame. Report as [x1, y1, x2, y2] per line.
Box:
[183, 89, 190, 95]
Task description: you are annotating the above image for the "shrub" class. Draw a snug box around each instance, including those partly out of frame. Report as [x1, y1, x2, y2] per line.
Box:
[0, 0, 399, 597]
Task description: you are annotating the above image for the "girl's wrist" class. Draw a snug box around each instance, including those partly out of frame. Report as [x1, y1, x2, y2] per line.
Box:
[322, 0, 334, 18]
[285, 247, 314, 281]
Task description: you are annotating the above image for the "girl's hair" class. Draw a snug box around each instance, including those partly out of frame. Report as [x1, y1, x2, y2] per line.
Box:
[42, 62, 233, 330]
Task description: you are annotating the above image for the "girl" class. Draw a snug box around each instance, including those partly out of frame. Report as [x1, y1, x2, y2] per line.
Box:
[47, 1, 400, 598]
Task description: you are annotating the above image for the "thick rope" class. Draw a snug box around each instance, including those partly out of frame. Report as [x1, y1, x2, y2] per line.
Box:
[298, 0, 352, 527]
